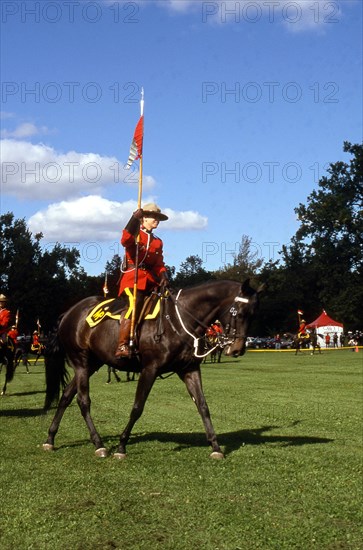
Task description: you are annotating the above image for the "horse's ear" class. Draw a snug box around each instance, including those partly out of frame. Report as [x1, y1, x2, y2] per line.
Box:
[241, 279, 266, 296]
[241, 278, 251, 294]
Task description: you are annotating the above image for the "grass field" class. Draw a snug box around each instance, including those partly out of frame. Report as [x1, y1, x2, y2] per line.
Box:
[0, 350, 362, 549]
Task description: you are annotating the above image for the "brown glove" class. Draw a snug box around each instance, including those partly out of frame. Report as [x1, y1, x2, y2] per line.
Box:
[159, 271, 169, 289]
[133, 208, 143, 219]
[124, 209, 143, 236]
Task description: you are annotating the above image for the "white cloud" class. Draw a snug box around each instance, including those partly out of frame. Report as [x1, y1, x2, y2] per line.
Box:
[1, 123, 51, 139]
[159, 0, 343, 32]
[164, 208, 208, 230]
[0, 139, 154, 200]
[28, 196, 208, 242]
[0, 111, 15, 120]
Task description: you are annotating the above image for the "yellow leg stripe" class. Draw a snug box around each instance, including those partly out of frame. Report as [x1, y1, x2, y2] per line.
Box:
[124, 287, 134, 319]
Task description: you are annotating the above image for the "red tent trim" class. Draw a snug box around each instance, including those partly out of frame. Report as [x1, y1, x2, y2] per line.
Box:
[307, 310, 343, 329]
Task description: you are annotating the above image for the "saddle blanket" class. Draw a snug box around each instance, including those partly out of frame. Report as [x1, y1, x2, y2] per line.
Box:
[86, 297, 162, 328]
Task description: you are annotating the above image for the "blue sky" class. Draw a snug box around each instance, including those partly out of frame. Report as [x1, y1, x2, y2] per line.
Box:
[1, 0, 362, 277]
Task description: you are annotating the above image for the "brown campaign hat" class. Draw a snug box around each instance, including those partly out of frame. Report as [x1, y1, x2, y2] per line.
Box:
[142, 202, 168, 221]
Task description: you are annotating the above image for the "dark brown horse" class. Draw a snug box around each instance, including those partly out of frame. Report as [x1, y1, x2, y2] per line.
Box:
[43, 279, 263, 459]
[0, 340, 16, 395]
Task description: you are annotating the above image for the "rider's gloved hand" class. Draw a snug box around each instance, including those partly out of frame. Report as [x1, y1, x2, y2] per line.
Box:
[133, 208, 144, 220]
[159, 271, 169, 290]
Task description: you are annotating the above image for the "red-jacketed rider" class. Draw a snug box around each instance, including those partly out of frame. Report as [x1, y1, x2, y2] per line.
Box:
[115, 203, 169, 358]
[0, 295, 11, 344]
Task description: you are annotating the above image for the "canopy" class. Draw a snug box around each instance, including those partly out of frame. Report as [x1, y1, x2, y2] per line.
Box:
[307, 310, 343, 329]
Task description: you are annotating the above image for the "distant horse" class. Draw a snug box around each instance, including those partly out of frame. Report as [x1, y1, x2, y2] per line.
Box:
[105, 366, 136, 384]
[292, 333, 311, 355]
[15, 339, 46, 369]
[310, 330, 322, 355]
[203, 334, 229, 364]
[43, 279, 263, 459]
[0, 340, 16, 395]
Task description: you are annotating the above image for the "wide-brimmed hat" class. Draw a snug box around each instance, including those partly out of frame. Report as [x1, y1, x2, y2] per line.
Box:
[142, 202, 168, 221]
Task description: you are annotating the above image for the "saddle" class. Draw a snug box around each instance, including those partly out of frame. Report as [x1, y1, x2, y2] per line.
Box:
[86, 293, 163, 329]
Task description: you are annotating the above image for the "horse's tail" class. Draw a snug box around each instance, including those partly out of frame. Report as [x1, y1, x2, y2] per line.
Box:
[43, 318, 69, 411]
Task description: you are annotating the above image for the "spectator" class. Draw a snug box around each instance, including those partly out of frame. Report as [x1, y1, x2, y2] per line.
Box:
[275, 334, 281, 350]
[333, 332, 338, 348]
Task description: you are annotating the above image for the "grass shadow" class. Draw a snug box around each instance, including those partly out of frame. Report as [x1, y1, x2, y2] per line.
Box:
[54, 424, 333, 455]
[0, 407, 45, 417]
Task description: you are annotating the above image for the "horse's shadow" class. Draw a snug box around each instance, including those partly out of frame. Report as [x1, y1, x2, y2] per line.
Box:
[0, 407, 45, 417]
[56, 424, 333, 455]
[126, 425, 333, 455]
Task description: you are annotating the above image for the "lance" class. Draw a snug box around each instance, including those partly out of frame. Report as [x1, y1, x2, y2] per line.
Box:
[103, 271, 109, 298]
[297, 309, 304, 324]
[129, 88, 144, 351]
[15, 308, 19, 328]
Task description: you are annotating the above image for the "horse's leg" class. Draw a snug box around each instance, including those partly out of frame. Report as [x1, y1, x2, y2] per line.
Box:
[115, 368, 158, 458]
[75, 365, 107, 456]
[43, 377, 78, 449]
[179, 369, 224, 459]
[1, 356, 15, 395]
[106, 366, 111, 384]
[113, 368, 121, 383]
[295, 340, 300, 355]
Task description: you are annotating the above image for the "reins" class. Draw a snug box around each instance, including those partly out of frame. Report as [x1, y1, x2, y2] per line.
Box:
[167, 289, 250, 359]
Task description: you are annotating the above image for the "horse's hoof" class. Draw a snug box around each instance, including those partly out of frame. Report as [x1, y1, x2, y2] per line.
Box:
[113, 452, 127, 460]
[210, 451, 225, 460]
[43, 443, 54, 452]
[95, 447, 108, 458]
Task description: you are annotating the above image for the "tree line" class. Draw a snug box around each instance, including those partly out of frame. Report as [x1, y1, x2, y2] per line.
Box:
[1, 142, 361, 336]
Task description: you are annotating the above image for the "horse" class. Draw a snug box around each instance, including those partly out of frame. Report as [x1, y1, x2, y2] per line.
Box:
[291, 332, 311, 355]
[15, 338, 46, 370]
[42, 279, 263, 459]
[203, 334, 229, 364]
[0, 339, 16, 395]
[310, 329, 322, 355]
[105, 366, 136, 384]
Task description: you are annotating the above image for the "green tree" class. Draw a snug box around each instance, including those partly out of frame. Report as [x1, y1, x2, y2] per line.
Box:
[215, 235, 264, 282]
[0, 213, 86, 332]
[172, 255, 214, 288]
[282, 142, 363, 329]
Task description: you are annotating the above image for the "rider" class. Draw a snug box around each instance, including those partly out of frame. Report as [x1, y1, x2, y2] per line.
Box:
[115, 203, 169, 358]
[206, 320, 223, 340]
[0, 294, 11, 344]
[7, 325, 19, 346]
[31, 330, 41, 351]
[298, 318, 308, 338]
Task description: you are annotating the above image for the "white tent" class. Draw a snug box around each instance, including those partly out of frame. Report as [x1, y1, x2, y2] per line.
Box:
[307, 310, 344, 347]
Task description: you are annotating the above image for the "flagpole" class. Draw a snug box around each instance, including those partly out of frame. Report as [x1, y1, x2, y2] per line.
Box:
[103, 271, 109, 298]
[130, 88, 144, 350]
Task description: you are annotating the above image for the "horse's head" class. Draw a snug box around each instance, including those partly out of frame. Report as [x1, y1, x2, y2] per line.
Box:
[222, 279, 264, 358]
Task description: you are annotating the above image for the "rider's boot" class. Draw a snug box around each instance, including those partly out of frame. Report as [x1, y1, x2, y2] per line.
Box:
[115, 318, 132, 358]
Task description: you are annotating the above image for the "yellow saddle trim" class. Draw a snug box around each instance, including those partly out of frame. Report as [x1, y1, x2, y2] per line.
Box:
[86, 296, 162, 328]
[86, 299, 121, 328]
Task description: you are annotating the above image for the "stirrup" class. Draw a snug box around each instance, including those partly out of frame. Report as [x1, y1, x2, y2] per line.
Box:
[115, 344, 130, 358]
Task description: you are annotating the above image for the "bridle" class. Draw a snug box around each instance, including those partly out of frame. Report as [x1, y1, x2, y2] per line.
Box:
[171, 289, 250, 358]
[223, 296, 250, 341]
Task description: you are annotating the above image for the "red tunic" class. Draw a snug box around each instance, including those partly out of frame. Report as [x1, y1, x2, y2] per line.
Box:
[298, 322, 307, 336]
[32, 334, 40, 346]
[118, 226, 167, 295]
[7, 328, 18, 342]
[0, 308, 11, 335]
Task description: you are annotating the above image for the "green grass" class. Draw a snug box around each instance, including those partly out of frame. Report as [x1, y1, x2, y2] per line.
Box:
[0, 351, 362, 549]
